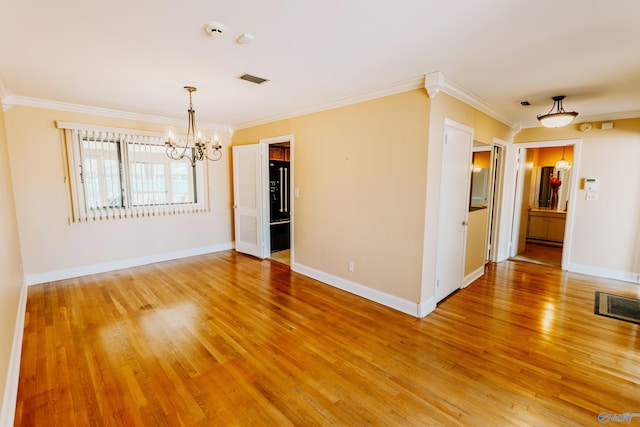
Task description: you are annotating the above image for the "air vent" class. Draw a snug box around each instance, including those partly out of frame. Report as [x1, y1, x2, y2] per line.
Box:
[239, 73, 269, 85]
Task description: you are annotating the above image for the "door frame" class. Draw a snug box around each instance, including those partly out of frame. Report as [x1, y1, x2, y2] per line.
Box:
[488, 138, 511, 263]
[507, 139, 582, 270]
[259, 134, 295, 264]
[435, 118, 474, 303]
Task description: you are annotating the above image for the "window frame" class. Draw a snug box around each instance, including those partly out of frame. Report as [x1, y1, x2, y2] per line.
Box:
[57, 122, 209, 222]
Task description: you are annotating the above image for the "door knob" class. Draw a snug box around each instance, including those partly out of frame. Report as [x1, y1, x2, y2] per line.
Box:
[462, 220, 469, 226]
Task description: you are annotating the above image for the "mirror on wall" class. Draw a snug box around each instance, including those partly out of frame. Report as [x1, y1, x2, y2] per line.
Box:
[530, 146, 573, 211]
[469, 142, 492, 211]
[534, 167, 571, 210]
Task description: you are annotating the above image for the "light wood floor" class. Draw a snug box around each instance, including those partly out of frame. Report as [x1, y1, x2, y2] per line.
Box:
[510, 243, 563, 268]
[270, 249, 291, 266]
[15, 252, 640, 426]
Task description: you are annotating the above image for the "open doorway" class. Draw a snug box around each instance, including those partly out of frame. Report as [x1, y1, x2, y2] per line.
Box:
[259, 135, 294, 267]
[509, 140, 581, 269]
[232, 135, 295, 264]
[487, 142, 506, 263]
[267, 142, 291, 266]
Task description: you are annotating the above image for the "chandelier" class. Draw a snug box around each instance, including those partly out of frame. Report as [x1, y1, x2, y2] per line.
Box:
[537, 95, 578, 128]
[165, 86, 222, 167]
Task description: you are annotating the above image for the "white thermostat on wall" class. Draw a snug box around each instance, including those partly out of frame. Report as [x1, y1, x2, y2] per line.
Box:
[584, 177, 598, 191]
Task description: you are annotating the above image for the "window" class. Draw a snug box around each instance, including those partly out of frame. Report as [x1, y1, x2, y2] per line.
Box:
[58, 123, 208, 222]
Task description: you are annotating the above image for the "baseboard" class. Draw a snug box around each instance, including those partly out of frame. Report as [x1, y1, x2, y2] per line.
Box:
[463, 265, 485, 288]
[0, 283, 27, 427]
[292, 262, 425, 318]
[417, 297, 437, 318]
[23, 242, 235, 286]
[567, 263, 640, 285]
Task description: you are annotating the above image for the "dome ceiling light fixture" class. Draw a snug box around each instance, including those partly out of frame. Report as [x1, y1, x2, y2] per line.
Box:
[537, 95, 578, 128]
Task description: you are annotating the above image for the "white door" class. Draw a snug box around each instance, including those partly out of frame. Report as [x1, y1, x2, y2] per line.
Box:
[436, 120, 474, 302]
[232, 144, 266, 258]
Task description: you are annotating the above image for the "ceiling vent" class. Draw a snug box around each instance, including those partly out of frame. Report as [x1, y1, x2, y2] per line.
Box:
[239, 73, 269, 85]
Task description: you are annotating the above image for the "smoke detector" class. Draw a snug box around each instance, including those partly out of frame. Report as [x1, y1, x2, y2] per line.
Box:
[204, 21, 227, 37]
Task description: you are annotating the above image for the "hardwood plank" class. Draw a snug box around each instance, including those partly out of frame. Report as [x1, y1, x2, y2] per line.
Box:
[14, 251, 640, 426]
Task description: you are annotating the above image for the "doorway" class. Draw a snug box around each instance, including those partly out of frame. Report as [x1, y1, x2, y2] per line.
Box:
[508, 140, 581, 270]
[487, 142, 506, 263]
[267, 142, 291, 266]
[231, 135, 295, 266]
[261, 135, 294, 267]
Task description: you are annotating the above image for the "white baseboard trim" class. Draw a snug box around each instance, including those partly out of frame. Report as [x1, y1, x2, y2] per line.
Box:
[567, 263, 640, 285]
[417, 297, 437, 318]
[292, 262, 426, 318]
[24, 242, 235, 286]
[0, 283, 28, 427]
[463, 265, 485, 288]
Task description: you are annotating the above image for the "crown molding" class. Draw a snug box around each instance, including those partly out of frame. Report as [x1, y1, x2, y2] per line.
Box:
[0, 94, 233, 134]
[235, 76, 425, 130]
[425, 71, 517, 130]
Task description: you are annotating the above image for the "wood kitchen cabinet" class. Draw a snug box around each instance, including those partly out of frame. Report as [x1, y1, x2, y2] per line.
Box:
[269, 146, 290, 161]
[527, 209, 566, 245]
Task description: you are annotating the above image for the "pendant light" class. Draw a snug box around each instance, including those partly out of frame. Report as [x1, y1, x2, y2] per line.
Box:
[537, 95, 578, 128]
[555, 146, 571, 171]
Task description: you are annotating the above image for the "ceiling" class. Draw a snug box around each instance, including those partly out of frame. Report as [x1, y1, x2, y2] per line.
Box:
[1, 0, 640, 131]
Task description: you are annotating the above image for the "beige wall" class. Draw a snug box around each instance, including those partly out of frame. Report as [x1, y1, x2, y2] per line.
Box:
[3, 106, 234, 280]
[235, 90, 512, 305]
[234, 90, 430, 302]
[0, 107, 24, 422]
[536, 145, 573, 167]
[516, 119, 640, 278]
[473, 150, 491, 168]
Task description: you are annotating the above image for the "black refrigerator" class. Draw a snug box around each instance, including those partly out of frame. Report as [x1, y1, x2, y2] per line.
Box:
[269, 160, 290, 252]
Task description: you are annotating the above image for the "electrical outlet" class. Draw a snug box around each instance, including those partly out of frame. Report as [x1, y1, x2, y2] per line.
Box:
[348, 261, 354, 272]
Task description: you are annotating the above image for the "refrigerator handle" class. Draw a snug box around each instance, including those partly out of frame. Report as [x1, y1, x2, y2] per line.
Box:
[284, 167, 288, 213]
[279, 168, 284, 212]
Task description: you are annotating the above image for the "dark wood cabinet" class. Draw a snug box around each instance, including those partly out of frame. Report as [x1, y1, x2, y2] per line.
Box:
[269, 146, 290, 161]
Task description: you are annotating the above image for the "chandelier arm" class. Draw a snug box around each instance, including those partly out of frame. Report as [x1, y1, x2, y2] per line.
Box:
[204, 147, 223, 162]
[166, 145, 195, 166]
[168, 138, 192, 161]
